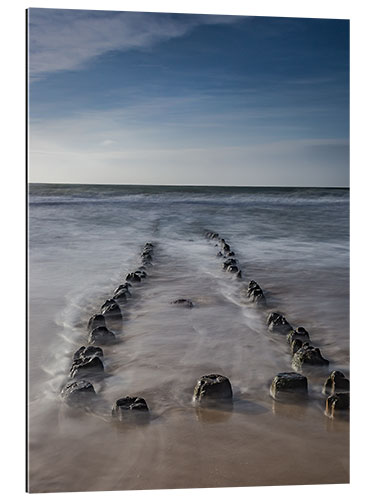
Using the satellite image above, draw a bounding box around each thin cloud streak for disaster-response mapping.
[28,9,239,78]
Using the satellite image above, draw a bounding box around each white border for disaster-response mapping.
[2,1,374,499]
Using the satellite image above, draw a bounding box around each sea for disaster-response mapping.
[27,183,349,492]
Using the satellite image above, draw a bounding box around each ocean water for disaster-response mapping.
[27,184,349,492]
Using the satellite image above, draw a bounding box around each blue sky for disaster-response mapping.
[28,9,349,186]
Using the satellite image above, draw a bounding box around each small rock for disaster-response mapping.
[222,258,237,270]
[135,269,147,278]
[172,299,193,308]
[247,281,266,304]
[323,371,350,396]
[87,314,106,332]
[101,299,122,319]
[70,355,104,379]
[223,243,231,253]
[325,392,349,419]
[73,345,103,360]
[290,338,303,355]
[193,374,233,403]
[61,380,96,403]
[216,251,223,257]
[292,344,329,372]
[88,326,116,345]
[227,265,239,273]
[126,272,142,282]
[267,312,292,334]
[270,372,308,401]
[112,396,149,421]
[114,283,132,296]
[113,289,128,301]
[236,270,242,279]
[287,327,310,345]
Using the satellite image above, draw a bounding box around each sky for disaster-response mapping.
[28,9,349,186]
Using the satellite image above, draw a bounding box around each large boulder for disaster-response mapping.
[61,380,96,403]
[172,299,194,308]
[322,371,350,396]
[73,345,103,361]
[88,326,116,345]
[87,314,106,332]
[325,392,349,419]
[112,396,149,421]
[270,372,308,401]
[193,374,233,403]
[287,327,310,345]
[70,355,104,379]
[267,312,292,334]
[292,344,329,372]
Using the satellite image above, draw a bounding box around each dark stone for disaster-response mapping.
[227,265,239,273]
[172,299,194,308]
[70,355,104,378]
[222,258,237,270]
[114,283,131,296]
[101,299,122,318]
[88,326,116,345]
[87,314,106,332]
[141,256,153,266]
[227,251,235,257]
[247,281,266,304]
[73,345,103,360]
[267,312,292,334]
[323,371,350,396]
[270,372,308,401]
[61,380,96,403]
[126,272,142,282]
[291,339,303,355]
[206,231,219,240]
[112,396,149,421]
[287,327,310,345]
[325,392,349,419]
[113,289,128,301]
[193,374,233,403]
[223,243,231,253]
[135,269,147,278]
[216,251,223,257]
[292,344,329,372]
[236,270,242,279]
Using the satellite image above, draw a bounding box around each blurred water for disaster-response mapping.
[28,183,349,492]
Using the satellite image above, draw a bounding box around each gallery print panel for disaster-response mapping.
[27,7,349,493]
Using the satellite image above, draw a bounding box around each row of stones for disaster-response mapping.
[205,230,350,419]
[267,312,349,419]
[61,242,155,420]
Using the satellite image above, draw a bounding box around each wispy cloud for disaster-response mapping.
[28,9,238,78]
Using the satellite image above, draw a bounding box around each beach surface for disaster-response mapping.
[28,184,349,492]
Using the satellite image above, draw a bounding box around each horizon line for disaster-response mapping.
[28,182,349,189]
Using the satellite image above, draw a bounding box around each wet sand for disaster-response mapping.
[28,239,349,492]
